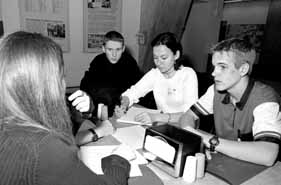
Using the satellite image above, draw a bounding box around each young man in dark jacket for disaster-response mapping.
[80,31,142,117]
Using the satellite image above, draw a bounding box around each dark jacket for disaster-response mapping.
[80,52,142,116]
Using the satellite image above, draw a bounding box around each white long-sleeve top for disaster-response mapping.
[122,67,198,113]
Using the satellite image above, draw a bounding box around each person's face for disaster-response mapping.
[102,40,125,64]
[211,51,245,92]
[153,45,179,74]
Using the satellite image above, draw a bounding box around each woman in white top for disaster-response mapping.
[115,32,198,125]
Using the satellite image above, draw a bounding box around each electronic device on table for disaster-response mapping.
[143,124,202,177]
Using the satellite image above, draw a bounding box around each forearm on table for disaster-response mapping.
[75,126,101,146]
[75,130,93,146]
[216,138,279,166]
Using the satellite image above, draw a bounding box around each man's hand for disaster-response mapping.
[68,90,91,113]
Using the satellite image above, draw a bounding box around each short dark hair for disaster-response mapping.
[211,38,256,74]
[151,32,182,70]
[103,30,124,46]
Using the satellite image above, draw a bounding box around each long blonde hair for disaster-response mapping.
[0,31,72,136]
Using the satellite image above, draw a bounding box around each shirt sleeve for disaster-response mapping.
[190,84,215,117]
[252,102,281,142]
[122,69,156,106]
[182,67,198,112]
[37,134,130,185]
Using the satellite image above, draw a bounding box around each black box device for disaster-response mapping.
[143,124,202,177]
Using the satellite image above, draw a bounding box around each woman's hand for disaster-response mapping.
[134,112,155,125]
[114,96,130,118]
[114,105,126,118]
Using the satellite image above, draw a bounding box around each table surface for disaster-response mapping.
[79,119,281,185]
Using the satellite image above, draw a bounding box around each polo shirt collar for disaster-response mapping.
[222,79,255,110]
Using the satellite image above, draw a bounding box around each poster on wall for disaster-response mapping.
[18,0,70,52]
[83,0,122,53]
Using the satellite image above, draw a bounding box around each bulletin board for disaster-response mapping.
[83,0,122,53]
[18,0,70,52]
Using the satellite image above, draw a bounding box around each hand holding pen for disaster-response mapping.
[114,96,130,118]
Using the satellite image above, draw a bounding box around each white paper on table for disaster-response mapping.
[79,145,147,177]
[117,106,161,124]
[112,125,146,150]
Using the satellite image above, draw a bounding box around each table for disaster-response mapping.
[78,119,281,185]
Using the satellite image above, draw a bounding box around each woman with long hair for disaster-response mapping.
[115,32,198,125]
[0,31,130,185]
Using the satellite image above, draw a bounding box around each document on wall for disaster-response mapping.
[79,144,147,177]
[117,107,161,125]
[83,0,122,53]
[18,0,70,52]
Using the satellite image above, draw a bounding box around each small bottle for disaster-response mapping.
[195,153,205,178]
[182,156,197,183]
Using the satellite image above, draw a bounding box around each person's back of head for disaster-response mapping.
[0,31,71,134]
[211,38,256,75]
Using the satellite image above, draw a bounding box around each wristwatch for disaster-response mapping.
[89,128,99,142]
[209,135,219,152]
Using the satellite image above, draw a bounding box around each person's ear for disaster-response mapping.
[122,45,125,52]
[239,63,249,76]
[174,50,180,60]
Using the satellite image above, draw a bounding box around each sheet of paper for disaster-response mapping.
[80,145,116,174]
[79,145,146,177]
[113,125,146,150]
[144,135,176,164]
[117,106,160,124]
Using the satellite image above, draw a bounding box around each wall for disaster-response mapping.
[223,0,269,24]
[1,0,141,87]
[181,0,270,73]
[181,1,223,73]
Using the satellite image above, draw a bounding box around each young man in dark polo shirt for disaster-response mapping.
[179,38,281,166]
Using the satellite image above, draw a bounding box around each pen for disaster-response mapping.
[238,129,241,142]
